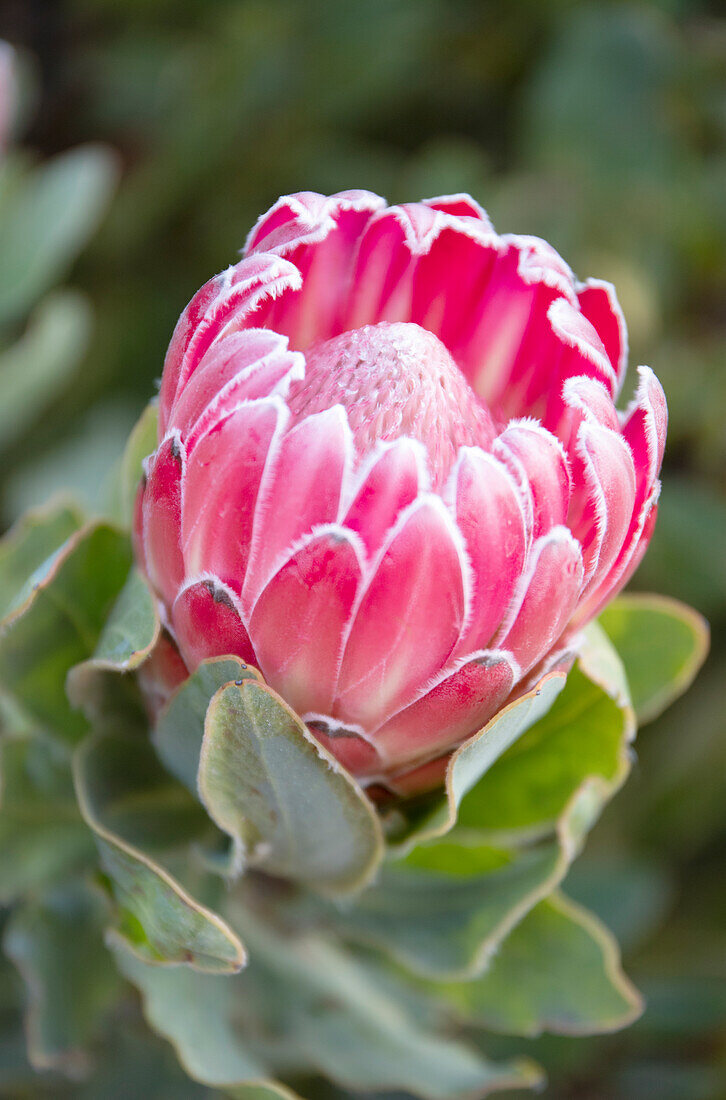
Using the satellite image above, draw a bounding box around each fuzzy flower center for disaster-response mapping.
[287,322,497,486]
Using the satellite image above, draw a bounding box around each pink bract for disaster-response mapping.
[135,190,666,795]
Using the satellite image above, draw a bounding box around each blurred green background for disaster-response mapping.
[0,0,724,1096]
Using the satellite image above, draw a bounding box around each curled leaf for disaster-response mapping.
[439,891,643,1037]
[73,732,245,973]
[198,679,385,895]
[113,948,303,1100]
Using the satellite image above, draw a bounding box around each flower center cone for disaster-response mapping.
[287,321,498,488]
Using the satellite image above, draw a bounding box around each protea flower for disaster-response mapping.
[135,191,666,796]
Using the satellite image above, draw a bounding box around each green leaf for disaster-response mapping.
[325,836,563,979]
[226,1089,302,1100]
[73,731,245,973]
[0,523,132,742]
[394,672,567,849]
[440,892,642,1036]
[198,680,384,895]
[113,948,302,1100]
[153,656,261,794]
[5,401,138,523]
[635,476,726,618]
[280,958,539,1098]
[0,736,95,903]
[456,659,633,834]
[325,773,610,982]
[339,634,635,979]
[78,567,159,673]
[0,291,91,451]
[0,945,40,1093]
[115,911,540,1100]
[578,620,632,708]
[565,854,673,953]
[65,1025,213,1099]
[599,593,709,724]
[66,568,160,729]
[0,497,83,622]
[3,883,122,1075]
[0,145,118,325]
[244,911,541,1099]
[115,400,158,527]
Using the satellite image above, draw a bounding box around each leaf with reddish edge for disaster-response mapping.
[234,907,541,1099]
[390,618,634,849]
[113,947,303,1100]
[324,833,562,980]
[599,593,709,725]
[198,679,384,895]
[325,626,639,998]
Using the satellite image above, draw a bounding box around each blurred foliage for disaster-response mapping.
[0,0,724,1096]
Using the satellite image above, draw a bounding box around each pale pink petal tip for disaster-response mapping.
[577,278,629,392]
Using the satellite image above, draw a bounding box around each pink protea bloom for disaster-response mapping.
[135,191,666,795]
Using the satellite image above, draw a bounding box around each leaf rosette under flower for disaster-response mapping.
[135,191,667,794]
